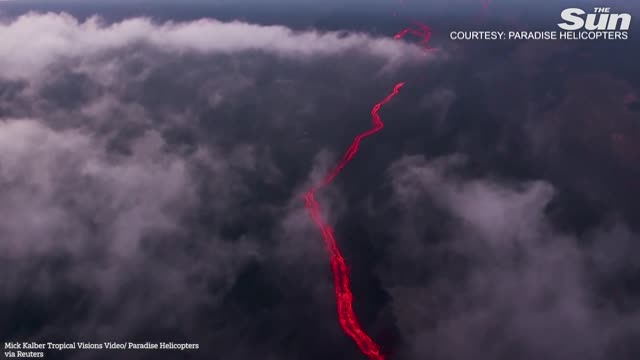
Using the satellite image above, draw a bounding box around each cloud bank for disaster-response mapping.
[383,155,640,360]
[0,12,431,79]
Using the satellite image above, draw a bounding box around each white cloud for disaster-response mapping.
[0,12,432,79]
[0,118,192,258]
[385,154,640,360]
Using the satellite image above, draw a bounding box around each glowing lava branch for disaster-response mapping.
[302,82,404,360]
[393,22,433,51]
[322,83,405,186]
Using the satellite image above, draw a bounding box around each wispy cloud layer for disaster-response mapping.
[0,12,431,79]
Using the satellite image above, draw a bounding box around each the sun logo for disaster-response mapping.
[558,7,631,31]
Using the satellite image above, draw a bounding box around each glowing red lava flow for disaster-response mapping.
[302,2,483,358]
[393,22,433,51]
[302,82,405,360]
[301,10,432,360]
